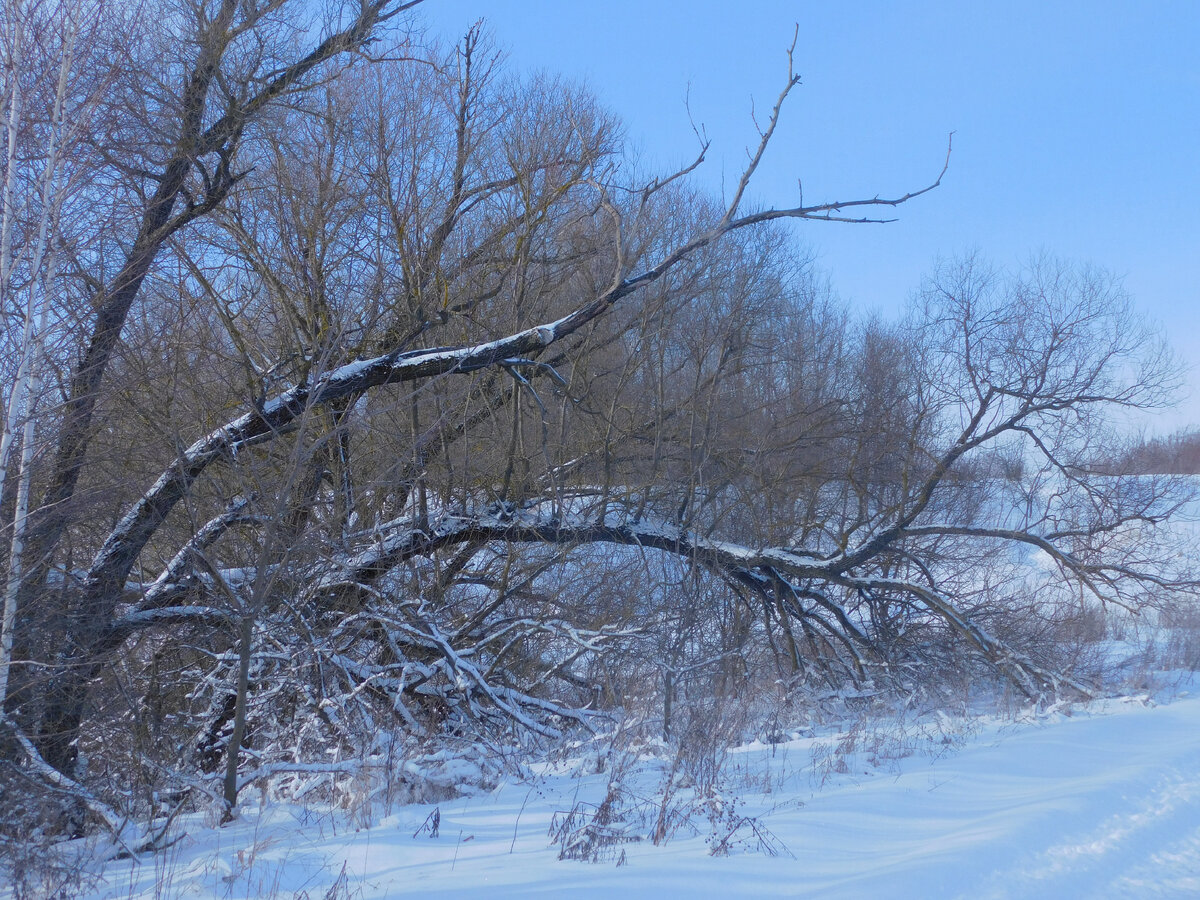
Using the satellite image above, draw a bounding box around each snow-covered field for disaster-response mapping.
[63,676,1200,900]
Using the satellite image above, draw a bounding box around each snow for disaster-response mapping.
[66,680,1200,899]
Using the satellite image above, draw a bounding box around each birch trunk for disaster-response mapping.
[0,0,27,494]
[0,0,77,705]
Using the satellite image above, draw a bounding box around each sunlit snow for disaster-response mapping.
[74,680,1200,899]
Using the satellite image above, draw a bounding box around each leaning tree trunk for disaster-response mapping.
[2,0,422,774]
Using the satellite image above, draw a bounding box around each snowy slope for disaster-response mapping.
[71,684,1200,900]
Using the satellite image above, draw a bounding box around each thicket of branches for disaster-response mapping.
[1,0,1196,848]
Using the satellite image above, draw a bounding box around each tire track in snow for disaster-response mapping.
[1110,824,1200,898]
[971,766,1200,898]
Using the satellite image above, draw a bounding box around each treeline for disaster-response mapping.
[1115,430,1200,475]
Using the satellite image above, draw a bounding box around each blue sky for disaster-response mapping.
[418,1,1200,432]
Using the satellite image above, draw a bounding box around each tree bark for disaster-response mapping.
[4,0,423,772]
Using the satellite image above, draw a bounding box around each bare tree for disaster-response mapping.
[0,0,114,711]
[2,12,1193,848]
[2,0,429,774]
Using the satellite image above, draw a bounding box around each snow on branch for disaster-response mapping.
[302,502,1091,698]
[76,61,946,659]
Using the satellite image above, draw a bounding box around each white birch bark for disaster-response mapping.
[0,0,27,492]
[0,0,77,703]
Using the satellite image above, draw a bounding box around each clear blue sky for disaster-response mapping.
[418,1,1200,432]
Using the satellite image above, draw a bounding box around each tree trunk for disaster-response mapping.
[222,614,253,822]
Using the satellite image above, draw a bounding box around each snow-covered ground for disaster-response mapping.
[66,677,1200,900]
